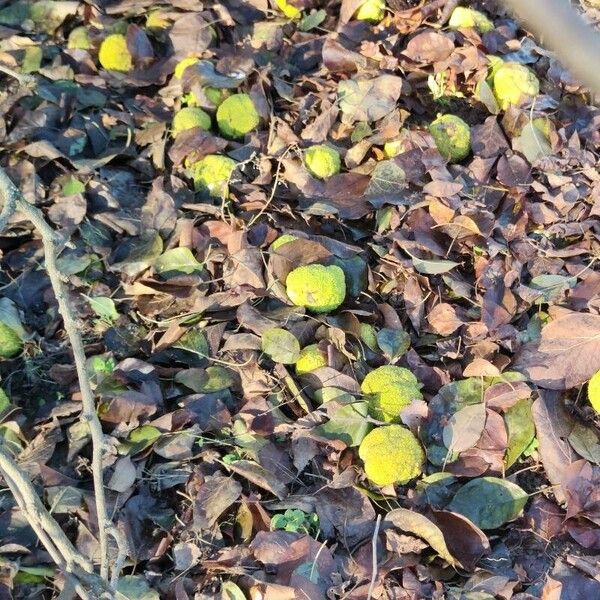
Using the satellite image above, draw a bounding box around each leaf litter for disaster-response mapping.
[0,0,599,598]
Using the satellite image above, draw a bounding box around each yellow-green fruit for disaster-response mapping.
[361,365,422,423]
[188,154,236,197]
[98,34,132,73]
[429,114,471,163]
[286,264,346,313]
[216,94,260,139]
[67,26,92,50]
[174,56,199,79]
[146,11,170,30]
[588,370,600,413]
[205,86,227,106]
[359,425,425,486]
[0,322,22,358]
[304,145,341,179]
[271,234,298,251]
[355,0,386,22]
[448,7,494,33]
[172,107,211,137]
[296,344,327,375]
[492,63,540,110]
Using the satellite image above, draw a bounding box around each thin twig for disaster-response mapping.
[0,63,36,87]
[108,525,129,588]
[0,168,120,581]
[367,514,382,600]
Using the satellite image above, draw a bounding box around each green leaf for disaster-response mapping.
[116,575,159,600]
[62,176,85,197]
[448,477,528,529]
[85,296,119,323]
[376,328,411,360]
[22,46,43,74]
[504,398,535,468]
[261,327,300,364]
[315,400,372,446]
[529,274,576,303]
[476,79,500,114]
[568,423,600,465]
[365,159,406,196]
[154,247,203,279]
[0,388,10,413]
[298,8,326,31]
[120,426,162,455]
[515,121,551,163]
[221,581,247,600]
[386,507,458,566]
[412,256,460,275]
[174,329,209,357]
[0,297,27,340]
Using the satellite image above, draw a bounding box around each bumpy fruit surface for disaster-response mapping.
[429,114,471,162]
[271,234,298,251]
[216,94,260,139]
[296,344,327,375]
[361,365,422,423]
[98,34,132,72]
[67,26,92,50]
[0,322,22,358]
[359,425,425,486]
[304,145,341,179]
[588,370,600,413]
[493,63,539,110]
[286,264,346,313]
[188,154,236,197]
[355,0,386,22]
[172,107,211,137]
[448,7,494,33]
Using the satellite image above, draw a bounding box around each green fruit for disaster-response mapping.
[492,62,539,110]
[286,264,346,313]
[448,7,494,33]
[429,114,471,162]
[270,234,298,251]
[304,144,341,179]
[216,93,260,139]
[188,154,237,197]
[355,0,386,22]
[98,34,132,73]
[0,322,22,358]
[361,365,422,423]
[67,26,92,50]
[359,425,425,486]
[295,344,327,375]
[172,107,212,137]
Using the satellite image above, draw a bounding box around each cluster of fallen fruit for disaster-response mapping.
[1,1,598,494]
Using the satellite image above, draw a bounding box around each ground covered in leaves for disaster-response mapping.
[1,0,600,598]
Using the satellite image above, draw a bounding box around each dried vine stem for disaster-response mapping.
[0,167,121,584]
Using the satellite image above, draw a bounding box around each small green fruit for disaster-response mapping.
[98,34,132,73]
[361,365,422,423]
[429,114,471,162]
[493,62,540,110]
[448,7,494,33]
[188,154,237,197]
[216,93,260,139]
[286,264,346,313]
[295,344,327,375]
[0,322,22,359]
[172,107,211,137]
[355,0,386,22]
[359,425,425,486]
[271,234,298,251]
[304,145,341,179]
[67,26,92,50]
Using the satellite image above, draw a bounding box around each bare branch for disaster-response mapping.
[502,0,600,95]
[0,167,126,581]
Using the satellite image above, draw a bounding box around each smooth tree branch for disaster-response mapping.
[0,167,119,583]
